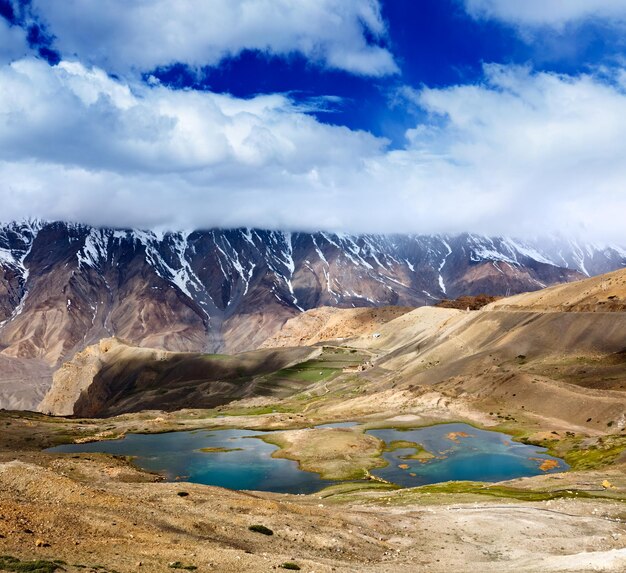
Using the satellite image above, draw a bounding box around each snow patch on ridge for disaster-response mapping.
[0,220,41,326]
[77,228,109,269]
[438,238,452,295]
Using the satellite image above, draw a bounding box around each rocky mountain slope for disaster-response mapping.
[2,220,623,363]
[39,268,626,426]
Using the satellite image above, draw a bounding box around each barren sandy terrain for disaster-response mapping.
[260,306,414,349]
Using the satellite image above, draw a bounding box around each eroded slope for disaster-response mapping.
[40,338,322,417]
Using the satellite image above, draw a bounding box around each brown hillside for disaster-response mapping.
[486,267,626,312]
[39,338,321,417]
[436,294,501,310]
[260,306,414,348]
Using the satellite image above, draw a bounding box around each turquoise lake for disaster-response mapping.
[46,423,567,493]
[368,423,568,487]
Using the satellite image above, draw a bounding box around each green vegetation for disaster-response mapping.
[319,480,620,505]
[556,438,626,471]
[359,481,626,506]
[197,446,243,453]
[280,563,301,570]
[384,440,435,461]
[256,349,365,389]
[249,524,274,536]
[219,404,295,417]
[493,420,626,472]
[264,361,340,384]
[411,482,598,501]
[318,481,399,499]
[0,556,64,573]
[384,440,419,451]
[200,353,232,361]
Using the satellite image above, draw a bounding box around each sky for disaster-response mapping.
[1,0,626,241]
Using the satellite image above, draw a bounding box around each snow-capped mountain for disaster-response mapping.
[0,220,624,365]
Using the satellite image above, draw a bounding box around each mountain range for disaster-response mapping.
[1,220,625,410]
[2,220,625,360]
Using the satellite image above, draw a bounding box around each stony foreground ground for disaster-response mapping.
[0,411,625,573]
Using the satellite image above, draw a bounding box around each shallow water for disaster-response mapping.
[46,423,567,493]
[47,429,333,494]
[368,423,568,486]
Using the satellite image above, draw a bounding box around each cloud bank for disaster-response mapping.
[463,0,626,28]
[1,57,625,241]
[26,0,398,77]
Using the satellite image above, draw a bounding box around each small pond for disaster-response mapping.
[47,429,332,494]
[46,423,567,494]
[368,423,567,487]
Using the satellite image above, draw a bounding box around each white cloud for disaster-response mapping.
[0,58,625,242]
[28,0,398,77]
[463,0,626,28]
[0,58,383,172]
[398,64,626,240]
[0,57,390,230]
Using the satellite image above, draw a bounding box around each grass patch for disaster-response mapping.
[197,446,243,453]
[200,354,232,361]
[219,404,295,417]
[412,482,598,501]
[266,365,339,384]
[318,481,605,504]
[491,421,626,472]
[256,352,363,386]
[506,430,626,472]
[384,440,435,461]
[364,481,626,506]
[553,438,626,471]
[318,481,399,498]
[0,556,64,573]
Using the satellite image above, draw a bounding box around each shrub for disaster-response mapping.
[280,563,301,570]
[0,556,62,573]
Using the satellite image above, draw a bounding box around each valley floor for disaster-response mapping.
[1,404,625,573]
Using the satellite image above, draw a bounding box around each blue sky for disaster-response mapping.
[1,0,626,240]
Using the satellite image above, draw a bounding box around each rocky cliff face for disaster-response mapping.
[0,220,624,371]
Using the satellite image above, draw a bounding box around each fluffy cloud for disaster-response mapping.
[399,64,626,239]
[26,0,397,77]
[463,0,626,28]
[0,57,389,230]
[1,58,625,241]
[0,58,384,172]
